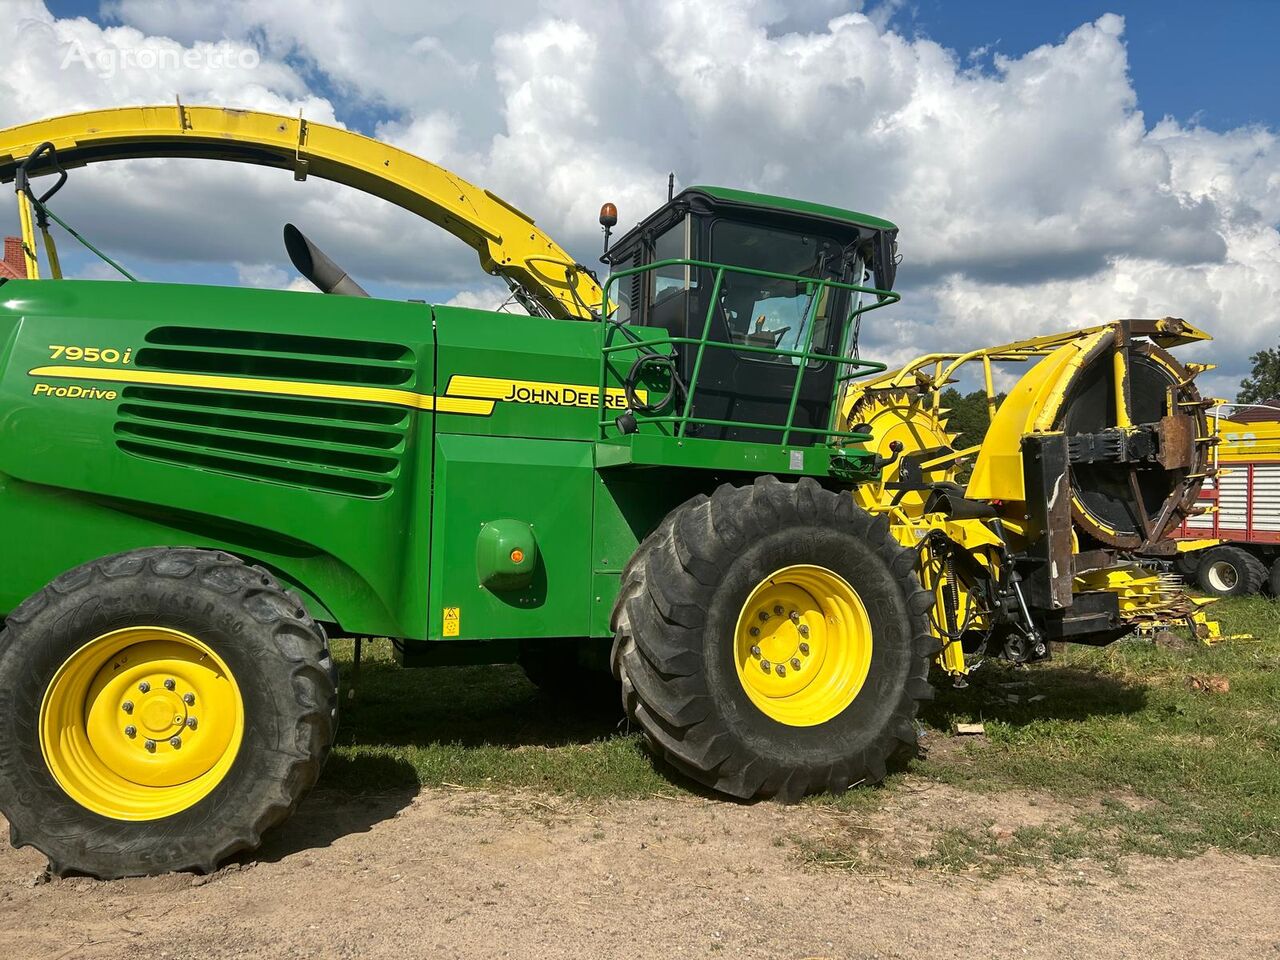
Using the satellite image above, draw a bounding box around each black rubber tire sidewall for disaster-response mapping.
[613,476,934,801]
[1173,552,1199,578]
[1195,546,1264,598]
[0,549,335,877]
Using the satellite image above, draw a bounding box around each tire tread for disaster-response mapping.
[611,481,934,802]
[0,548,338,879]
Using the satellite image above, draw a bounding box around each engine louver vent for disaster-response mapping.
[114,327,416,498]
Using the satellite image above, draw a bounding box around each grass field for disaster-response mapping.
[324,596,1279,869]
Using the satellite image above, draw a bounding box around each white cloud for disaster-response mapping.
[1,6,324,123]
[1,2,1276,398]
[234,261,314,292]
[442,285,529,314]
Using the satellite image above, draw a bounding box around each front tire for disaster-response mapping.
[612,476,936,802]
[0,548,337,878]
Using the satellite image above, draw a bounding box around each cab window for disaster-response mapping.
[650,216,692,305]
[710,220,843,365]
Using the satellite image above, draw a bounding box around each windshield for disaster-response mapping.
[710,220,845,364]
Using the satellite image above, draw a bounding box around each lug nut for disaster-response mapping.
[122,701,134,714]
[124,725,136,738]
[163,678,176,691]
[775,664,787,677]
[138,681,150,693]
[183,692,195,705]
[750,645,761,658]
[144,739,156,753]
[799,642,810,655]
[170,736,182,749]
[758,611,769,623]
[789,611,800,623]
[798,625,810,639]
[773,605,784,616]
[186,717,198,730]
[790,658,802,670]
[760,659,771,672]
[749,627,760,638]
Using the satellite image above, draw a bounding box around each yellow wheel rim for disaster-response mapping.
[733,564,873,727]
[39,626,244,821]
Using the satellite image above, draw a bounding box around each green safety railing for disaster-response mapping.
[596,258,897,445]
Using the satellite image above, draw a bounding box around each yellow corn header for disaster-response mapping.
[841,318,1227,678]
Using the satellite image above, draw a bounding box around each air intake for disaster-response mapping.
[114,327,416,498]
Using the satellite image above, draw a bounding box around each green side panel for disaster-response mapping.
[427,433,595,641]
[0,476,339,624]
[0,279,435,637]
[595,433,877,481]
[589,471,642,638]
[432,305,618,441]
[587,469,706,637]
[429,307,700,640]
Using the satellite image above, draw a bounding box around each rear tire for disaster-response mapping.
[1268,557,1280,597]
[0,548,337,878]
[518,640,619,709]
[1173,551,1199,578]
[612,476,936,802]
[1195,546,1266,598]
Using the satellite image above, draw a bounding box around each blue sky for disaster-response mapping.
[893,1,1280,132]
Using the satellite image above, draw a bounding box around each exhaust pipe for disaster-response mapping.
[283,223,369,297]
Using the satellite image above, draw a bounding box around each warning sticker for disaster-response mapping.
[443,606,460,637]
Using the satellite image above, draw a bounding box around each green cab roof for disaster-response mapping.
[686,185,897,233]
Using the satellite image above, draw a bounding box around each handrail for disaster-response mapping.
[596,258,896,446]
[849,321,1211,402]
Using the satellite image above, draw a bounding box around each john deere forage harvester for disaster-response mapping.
[0,106,1212,879]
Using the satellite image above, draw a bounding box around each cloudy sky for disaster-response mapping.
[2,0,1277,399]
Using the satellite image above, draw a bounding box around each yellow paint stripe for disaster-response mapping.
[28,365,494,416]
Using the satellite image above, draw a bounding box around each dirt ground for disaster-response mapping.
[1,781,1277,960]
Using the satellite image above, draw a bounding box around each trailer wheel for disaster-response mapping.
[0,548,337,878]
[1195,546,1267,598]
[611,476,936,802]
[1268,558,1280,597]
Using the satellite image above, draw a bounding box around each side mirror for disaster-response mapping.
[873,233,898,298]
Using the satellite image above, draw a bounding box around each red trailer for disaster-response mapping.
[1175,404,1280,596]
